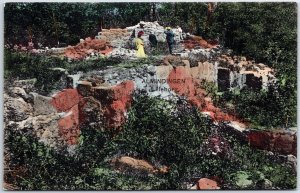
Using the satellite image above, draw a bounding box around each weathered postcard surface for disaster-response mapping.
[3,2,297,190]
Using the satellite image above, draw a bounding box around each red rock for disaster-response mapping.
[103,81,134,128]
[57,105,80,145]
[167,66,239,123]
[199,39,208,48]
[50,89,82,145]
[198,178,220,190]
[64,39,112,60]
[51,89,82,112]
[167,66,195,97]
[247,130,296,155]
[112,80,134,102]
[91,80,134,129]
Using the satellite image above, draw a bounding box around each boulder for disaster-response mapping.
[197,178,220,190]
[51,89,82,112]
[7,113,66,150]
[4,95,33,122]
[8,87,28,100]
[30,93,57,116]
[13,78,37,93]
[247,129,296,155]
[57,105,81,145]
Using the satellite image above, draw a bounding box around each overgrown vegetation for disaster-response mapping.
[5,96,296,190]
[202,85,297,129]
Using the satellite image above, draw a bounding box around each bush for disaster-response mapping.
[212,85,296,128]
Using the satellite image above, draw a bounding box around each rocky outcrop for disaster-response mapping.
[163,51,276,91]
[4,93,33,122]
[4,79,134,151]
[7,113,67,150]
[4,22,293,160]
[217,55,276,90]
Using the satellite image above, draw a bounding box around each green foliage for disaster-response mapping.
[5,127,166,190]
[106,96,212,164]
[214,86,296,128]
[212,3,297,64]
[158,2,207,35]
[233,171,253,188]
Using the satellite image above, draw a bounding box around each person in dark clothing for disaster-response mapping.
[164,27,175,54]
[148,32,157,48]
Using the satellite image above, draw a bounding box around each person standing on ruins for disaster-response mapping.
[164,27,175,55]
[149,32,158,50]
[136,31,147,58]
[177,26,183,40]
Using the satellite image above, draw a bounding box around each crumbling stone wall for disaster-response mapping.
[163,53,276,91]
[4,79,134,152]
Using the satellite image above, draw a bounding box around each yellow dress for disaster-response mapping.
[135,38,147,58]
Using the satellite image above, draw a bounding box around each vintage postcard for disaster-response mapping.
[2,1,297,190]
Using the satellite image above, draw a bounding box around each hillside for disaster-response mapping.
[3,2,297,190]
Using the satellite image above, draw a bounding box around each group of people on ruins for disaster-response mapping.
[133,25,183,58]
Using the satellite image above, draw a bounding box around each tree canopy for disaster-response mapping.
[5,2,296,63]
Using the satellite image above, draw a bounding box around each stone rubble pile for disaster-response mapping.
[4,44,280,155]
[96,28,131,48]
[4,21,297,190]
[9,22,219,60]
[64,37,113,60]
